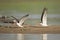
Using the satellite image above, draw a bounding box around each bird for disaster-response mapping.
[40,8,48,26]
[35,8,48,27]
[11,14,29,27]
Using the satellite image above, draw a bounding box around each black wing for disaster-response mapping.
[11,16,19,22]
[41,8,47,23]
[19,14,29,25]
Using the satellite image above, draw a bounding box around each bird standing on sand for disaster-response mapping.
[11,14,29,27]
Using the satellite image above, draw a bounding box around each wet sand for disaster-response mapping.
[0,25,60,34]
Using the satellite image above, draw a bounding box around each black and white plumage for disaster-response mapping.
[40,8,48,26]
[11,14,29,27]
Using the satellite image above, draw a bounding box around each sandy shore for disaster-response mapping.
[0,25,60,34]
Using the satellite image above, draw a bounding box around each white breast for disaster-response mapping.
[17,23,23,27]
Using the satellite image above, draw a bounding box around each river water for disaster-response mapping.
[0,13,60,40]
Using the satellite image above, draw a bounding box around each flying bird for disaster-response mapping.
[11,14,29,27]
[40,8,48,26]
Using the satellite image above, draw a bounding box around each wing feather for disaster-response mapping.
[19,14,29,25]
[11,16,19,22]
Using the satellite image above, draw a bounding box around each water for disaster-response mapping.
[0,34,17,40]
[0,12,60,40]
[0,34,60,40]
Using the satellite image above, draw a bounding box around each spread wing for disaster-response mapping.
[41,8,47,23]
[11,16,19,22]
[19,14,29,25]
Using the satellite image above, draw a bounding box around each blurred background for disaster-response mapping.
[0,0,60,25]
[0,0,60,40]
